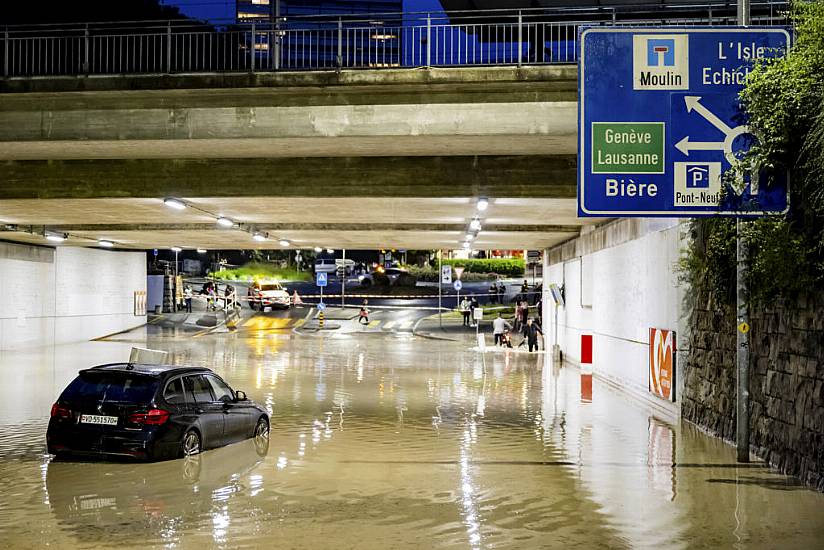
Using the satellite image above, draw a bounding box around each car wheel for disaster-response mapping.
[253,417,270,456]
[254,416,269,439]
[181,429,201,457]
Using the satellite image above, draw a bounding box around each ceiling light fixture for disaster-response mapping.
[216,217,234,228]
[197,248,207,254]
[469,218,482,231]
[465,233,474,241]
[252,232,268,242]
[163,198,187,210]
[98,240,114,248]
[314,246,323,253]
[326,248,334,254]
[279,239,291,247]
[171,246,183,252]
[45,232,67,243]
[462,242,471,249]
[476,197,489,211]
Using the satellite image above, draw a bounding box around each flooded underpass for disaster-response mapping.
[1,327,822,549]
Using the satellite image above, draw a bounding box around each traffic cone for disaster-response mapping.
[292,291,303,305]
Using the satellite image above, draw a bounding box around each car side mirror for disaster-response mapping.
[235,390,247,401]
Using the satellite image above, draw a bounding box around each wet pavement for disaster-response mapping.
[1,322,823,549]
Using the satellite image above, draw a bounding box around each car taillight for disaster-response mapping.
[128,408,170,426]
[50,403,72,419]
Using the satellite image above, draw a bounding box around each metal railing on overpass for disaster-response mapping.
[1,2,789,78]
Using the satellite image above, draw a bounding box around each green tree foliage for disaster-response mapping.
[683,1,824,305]
[441,258,525,277]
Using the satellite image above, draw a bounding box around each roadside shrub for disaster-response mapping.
[441,258,525,277]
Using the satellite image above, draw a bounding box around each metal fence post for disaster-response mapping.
[337,18,342,68]
[517,10,523,67]
[250,22,256,72]
[3,28,8,77]
[83,25,89,74]
[611,9,617,24]
[426,13,431,67]
[166,22,171,73]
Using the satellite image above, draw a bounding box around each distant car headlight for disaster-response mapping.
[358,275,365,281]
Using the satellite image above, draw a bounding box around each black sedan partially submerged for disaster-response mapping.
[47,363,269,461]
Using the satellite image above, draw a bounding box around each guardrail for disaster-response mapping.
[1,3,789,77]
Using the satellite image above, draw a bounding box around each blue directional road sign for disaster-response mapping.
[317,302,327,311]
[453,280,462,292]
[316,272,328,287]
[579,27,790,217]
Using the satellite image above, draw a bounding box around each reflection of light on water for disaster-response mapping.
[459,420,482,550]
[211,505,230,543]
[250,474,264,497]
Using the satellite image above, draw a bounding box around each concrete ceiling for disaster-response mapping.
[0,196,596,250]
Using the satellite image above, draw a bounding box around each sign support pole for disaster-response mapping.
[736,218,749,462]
[735,0,750,464]
[341,249,346,309]
[438,250,442,328]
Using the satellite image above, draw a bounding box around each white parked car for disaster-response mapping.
[315,258,355,275]
[247,281,291,310]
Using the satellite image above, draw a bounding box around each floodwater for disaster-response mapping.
[0,326,822,549]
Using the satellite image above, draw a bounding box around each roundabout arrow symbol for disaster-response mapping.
[675,136,726,156]
[684,96,733,135]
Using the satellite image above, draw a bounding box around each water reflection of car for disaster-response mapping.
[247,280,291,310]
[47,364,269,461]
[359,267,407,286]
[45,437,268,545]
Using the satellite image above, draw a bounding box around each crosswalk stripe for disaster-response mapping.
[293,319,305,328]
[399,320,414,330]
[383,321,396,330]
[367,320,381,328]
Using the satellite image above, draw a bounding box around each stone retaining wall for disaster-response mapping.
[682,288,824,491]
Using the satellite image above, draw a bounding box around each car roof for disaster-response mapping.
[82,363,213,378]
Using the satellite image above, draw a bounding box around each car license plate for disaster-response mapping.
[80,414,118,426]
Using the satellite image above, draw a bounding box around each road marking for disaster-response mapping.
[383,321,396,330]
[367,320,381,328]
[293,319,305,328]
[399,320,414,330]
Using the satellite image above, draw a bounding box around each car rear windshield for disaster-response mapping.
[259,283,282,291]
[61,372,160,403]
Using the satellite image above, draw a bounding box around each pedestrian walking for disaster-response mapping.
[519,300,529,330]
[184,285,193,313]
[525,318,543,352]
[359,300,370,325]
[460,297,472,327]
[488,281,498,304]
[521,279,530,302]
[470,297,479,327]
[497,281,505,304]
[492,313,511,346]
[207,286,216,311]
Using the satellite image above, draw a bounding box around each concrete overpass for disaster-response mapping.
[0,65,588,250]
